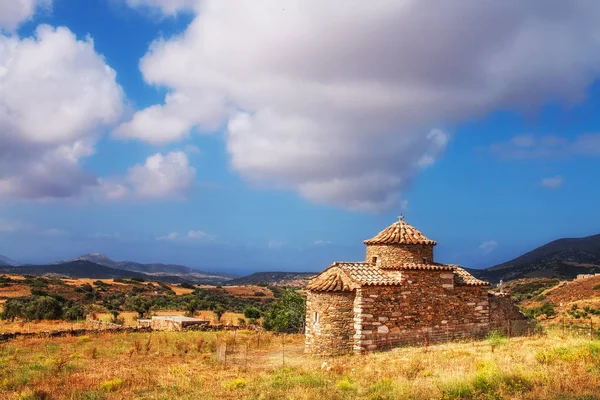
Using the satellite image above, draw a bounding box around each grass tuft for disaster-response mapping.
[99,377,123,392]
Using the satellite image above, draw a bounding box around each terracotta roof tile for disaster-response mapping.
[453,266,490,286]
[307,262,490,291]
[379,263,454,271]
[364,216,437,246]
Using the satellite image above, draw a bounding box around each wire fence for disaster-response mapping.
[213,330,295,369]
[553,316,600,339]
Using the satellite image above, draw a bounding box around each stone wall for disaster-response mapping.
[366,244,434,266]
[305,291,356,355]
[489,293,532,336]
[353,270,490,353]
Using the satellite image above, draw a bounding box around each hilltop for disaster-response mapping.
[0,255,234,285]
[471,233,600,282]
[0,255,19,267]
[66,253,236,283]
[225,271,315,287]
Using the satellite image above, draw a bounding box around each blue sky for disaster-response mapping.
[1,0,599,274]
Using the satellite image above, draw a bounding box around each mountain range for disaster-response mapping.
[468,233,600,282]
[0,255,20,267]
[0,253,236,284]
[1,233,599,285]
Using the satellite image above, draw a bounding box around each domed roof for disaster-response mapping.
[364,215,437,246]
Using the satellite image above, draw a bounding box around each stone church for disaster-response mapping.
[305,216,526,355]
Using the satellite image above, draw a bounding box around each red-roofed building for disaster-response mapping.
[305,216,527,355]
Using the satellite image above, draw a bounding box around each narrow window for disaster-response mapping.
[423,258,427,264]
[313,312,319,324]
[371,256,378,264]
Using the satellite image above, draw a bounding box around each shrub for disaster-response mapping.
[211,305,226,322]
[593,284,600,290]
[243,306,261,319]
[179,283,195,289]
[262,289,305,333]
[336,377,357,392]
[124,295,152,319]
[62,304,86,321]
[224,378,246,389]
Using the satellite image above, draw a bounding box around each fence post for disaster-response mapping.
[282,334,285,367]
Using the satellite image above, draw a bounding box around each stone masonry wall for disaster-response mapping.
[489,293,532,336]
[305,291,356,355]
[353,270,489,353]
[366,244,434,267]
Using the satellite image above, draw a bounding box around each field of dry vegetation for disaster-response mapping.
[1,328,599,400]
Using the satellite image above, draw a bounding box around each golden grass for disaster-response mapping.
[1,330,599,399]
[61,278,129,287]
[167,285,195,296]
[0,284,30,299]
[0,319,88,333]
[91,310,245,326]
[0,311,248,334]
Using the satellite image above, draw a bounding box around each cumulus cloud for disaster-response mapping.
[0,25,124,199]
[0,0,51,31]
[490,133,600,160]
[479,240,498,255]
[541,175,565,189]
[118,1,600,211]
[99,151,196,200]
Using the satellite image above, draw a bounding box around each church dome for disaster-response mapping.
[364,215,437,246]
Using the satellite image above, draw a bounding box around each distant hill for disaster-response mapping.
[1,260,153,280]
[64,253,235,284]
[471,234,600,282]
[226,271,316,287]
[0,255,19,267]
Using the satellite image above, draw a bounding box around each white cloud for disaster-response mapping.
[0,25,124,199]
[121,0,198,15]
[99,151,196,200]
[479,240,498,255]
[120,1,600,211]
[490,133,600,160]
[541,175,565,189]
[188,230,214,240]
[156,232,178,241]
[0,0,51,31]
[313,240,331,246]
[156,230,215,242]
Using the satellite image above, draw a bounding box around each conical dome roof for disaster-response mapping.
[364,215,437,246]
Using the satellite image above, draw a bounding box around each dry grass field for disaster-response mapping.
[1,329,599,399]
[0,310,247,333]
